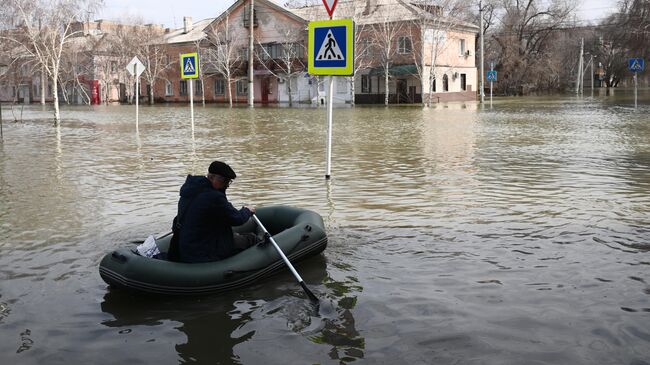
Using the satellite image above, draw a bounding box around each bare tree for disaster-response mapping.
[408,0,465,106]
[57,36,94,104]
[203,14,243,107]
[254,26,306,106]
[369,12,405,105]
[1,0,103,124]
[488,0,575,95]
[135,25,173,105]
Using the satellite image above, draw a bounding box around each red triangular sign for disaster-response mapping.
[322,0,338,17]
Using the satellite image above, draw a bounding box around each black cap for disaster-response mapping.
[208,161,236,179]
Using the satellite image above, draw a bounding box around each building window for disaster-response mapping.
[179,80,188,96]
[239,47,248,60]
[431,77,436,92]
[361,39,373,57]
[195,80,202,95]
[460,74,466,91]
[459,39,466,56]
[236,79,248,95]
[398,36,412,54]
[165,80,173,96]
[111,61,117,73]
[33,84,39,97]
[361,75,371,93]
[214,78,225,95]
[242,5,258,27]
[442,74,449,92]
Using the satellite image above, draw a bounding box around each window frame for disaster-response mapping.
[361,74,371,93]
[165,80,173,96]
[179,80,188,96]
[236,79,248,96]
[398,36,412,54]
[214,78,225,95]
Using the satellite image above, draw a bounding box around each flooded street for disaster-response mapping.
[1,94,649,364]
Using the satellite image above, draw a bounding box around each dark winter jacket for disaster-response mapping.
[173,175,253,263]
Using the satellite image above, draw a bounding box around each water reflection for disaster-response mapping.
[100,256,365,363]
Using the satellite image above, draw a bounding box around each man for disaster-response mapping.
[168,161,257,263]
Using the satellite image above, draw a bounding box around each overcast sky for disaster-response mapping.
[97,0,620,29]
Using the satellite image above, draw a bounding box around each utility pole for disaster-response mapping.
[576,38,583,95]
[248,0,255,107]
[590,54,594,96]
[479,0,485,104]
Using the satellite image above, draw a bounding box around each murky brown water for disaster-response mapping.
[1,93,649,364]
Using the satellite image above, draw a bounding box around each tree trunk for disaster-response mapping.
[288,77,293,107]
[350,76,355,106]
[40,69,46,105]
[227,75,233,107]
[201,77,206,106]
[149,81,155,105]
[52,75,60,125]
[384,68,389,106]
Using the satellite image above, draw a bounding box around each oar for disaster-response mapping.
[252,214,319,303]
[129,231,173,244]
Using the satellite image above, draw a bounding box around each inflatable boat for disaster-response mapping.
[99,206,327,295]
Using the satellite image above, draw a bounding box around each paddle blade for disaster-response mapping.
[300,281,319,303]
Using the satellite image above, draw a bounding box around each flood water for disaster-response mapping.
[1,92,649,364]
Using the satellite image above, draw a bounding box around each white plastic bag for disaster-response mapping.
[136,235,160,258]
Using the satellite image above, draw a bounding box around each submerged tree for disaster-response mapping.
[203,13,243,107]
[0,0,103,124]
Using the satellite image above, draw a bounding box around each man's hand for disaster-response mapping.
[245,205,256,214]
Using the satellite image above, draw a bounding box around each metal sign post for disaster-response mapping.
[628,58,644,109]
[308,18,354,179]
[486,66,497,109]
[180,52,200,130]
[126,57,146,132]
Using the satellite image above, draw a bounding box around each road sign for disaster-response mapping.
[628,58,644,73]
[308,19,354,76]
[126,56,145,77]
[322,0,338,17]
[486,70,497,82]
[180,52,199,79]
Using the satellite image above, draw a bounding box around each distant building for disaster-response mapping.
[1,0,479,105]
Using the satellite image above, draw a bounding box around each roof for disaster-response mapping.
[290,0,478,32]
[164,17,215,44]
[206,0,307,31]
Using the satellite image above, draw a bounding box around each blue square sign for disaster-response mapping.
[313,25,347,68]
[628,58,644,73]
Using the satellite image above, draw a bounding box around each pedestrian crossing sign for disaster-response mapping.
[180,52,199,79]
[628,58,644,73]
[308,19,354,76]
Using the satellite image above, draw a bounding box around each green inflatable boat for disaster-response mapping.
[99,206,327,295]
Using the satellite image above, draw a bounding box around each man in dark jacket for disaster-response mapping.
[170,161,256,263]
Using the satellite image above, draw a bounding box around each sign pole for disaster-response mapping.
[189,79,195,130]
[135,64,139,133]
[634,72,638,109]
[307,13,353,179]
[490,80,493,108]
[326,76,334,179]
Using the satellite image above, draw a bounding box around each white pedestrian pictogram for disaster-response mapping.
[184,58,195,74]
[630,59,642,71]
[316,30,344,61]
